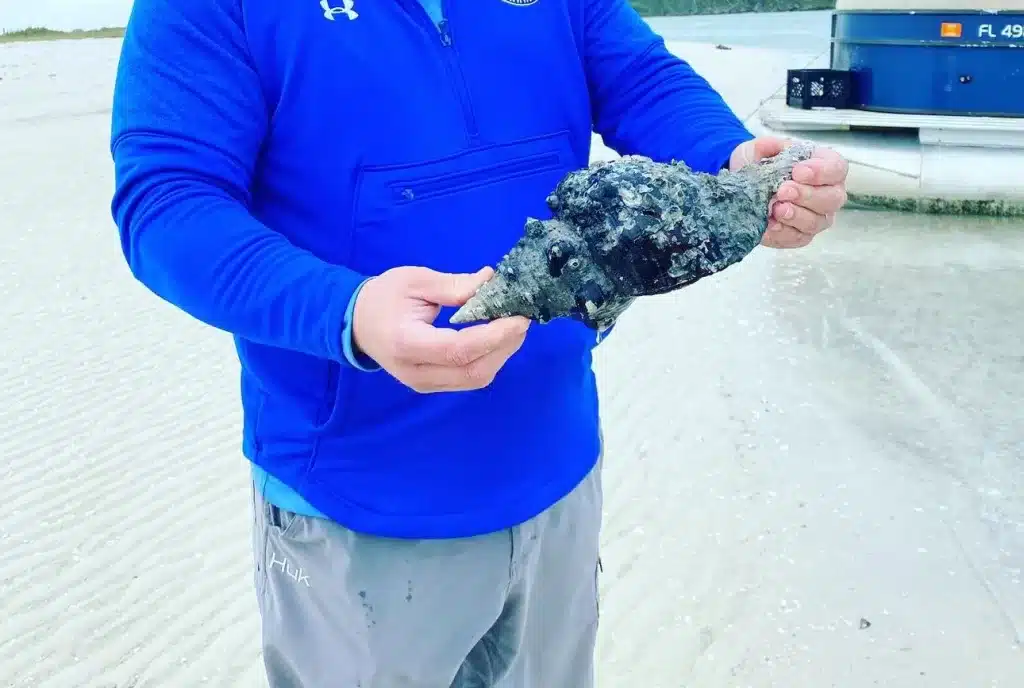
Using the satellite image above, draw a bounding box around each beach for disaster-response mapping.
[1,23,1022,688]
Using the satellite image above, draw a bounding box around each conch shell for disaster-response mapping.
[450,141,816,331]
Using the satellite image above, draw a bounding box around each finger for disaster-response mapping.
[775,180,848,217]
[791,148,849,187]
[752,135,792,161]
[404,334,525,393]
[395,316,529,367]
[761,222,814,249]
[771,201,827,236]
[411,266,495,307]
[731,136,792,170]
[729,139,757,170]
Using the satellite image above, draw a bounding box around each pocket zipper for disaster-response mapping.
[391,152,562,204]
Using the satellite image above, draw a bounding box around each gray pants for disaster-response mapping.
[251,463,603,687]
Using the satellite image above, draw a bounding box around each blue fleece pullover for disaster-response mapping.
[110,0,753,538]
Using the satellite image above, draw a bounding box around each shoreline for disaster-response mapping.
[0,27,124,45]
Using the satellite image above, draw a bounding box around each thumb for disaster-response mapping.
[752,136,794,162]
[411,266,494,307]
[730,137,789,170]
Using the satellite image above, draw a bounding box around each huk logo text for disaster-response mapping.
[269,552,311,587]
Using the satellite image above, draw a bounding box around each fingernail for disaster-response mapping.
[778,184,797,202]
[793,165,813,183]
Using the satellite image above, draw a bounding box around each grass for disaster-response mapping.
[0,26,125,44]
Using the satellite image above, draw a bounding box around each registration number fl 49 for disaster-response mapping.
[978,23,1024,40]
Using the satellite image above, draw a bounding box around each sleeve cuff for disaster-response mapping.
[341,277,382,372]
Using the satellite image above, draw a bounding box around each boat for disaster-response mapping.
[753,0,1024,216]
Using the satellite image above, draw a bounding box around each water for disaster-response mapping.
[648,9,833,52]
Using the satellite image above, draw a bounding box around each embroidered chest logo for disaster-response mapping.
[321,0,359,21]
[501,0,539,6]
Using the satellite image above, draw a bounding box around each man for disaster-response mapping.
[109,0,848,685]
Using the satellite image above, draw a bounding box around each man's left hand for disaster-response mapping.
[729,137,849,249]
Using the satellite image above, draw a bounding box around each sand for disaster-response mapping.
[1,35,1021,688]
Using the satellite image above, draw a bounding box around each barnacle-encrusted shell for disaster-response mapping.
[450,141,816,331]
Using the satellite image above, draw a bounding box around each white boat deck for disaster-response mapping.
[755,95,1024,206]
[760,96,1024,136]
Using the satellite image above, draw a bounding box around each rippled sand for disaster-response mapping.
[1,37,1021,688]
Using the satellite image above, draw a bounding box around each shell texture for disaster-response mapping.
[450,141,817,331]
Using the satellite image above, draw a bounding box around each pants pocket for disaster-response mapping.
[253,488,312,604]
[265,501,303,539]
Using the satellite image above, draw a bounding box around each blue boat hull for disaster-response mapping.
[831,10,1024,117]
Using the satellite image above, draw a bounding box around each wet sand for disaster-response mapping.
[1,37,1021,688]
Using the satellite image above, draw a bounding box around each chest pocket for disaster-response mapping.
[347,130,575,279]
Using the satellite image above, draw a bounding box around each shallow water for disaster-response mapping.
[649,9,833,52]
[1,20,1021,688]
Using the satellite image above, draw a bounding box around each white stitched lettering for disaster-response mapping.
[268,552,311,587]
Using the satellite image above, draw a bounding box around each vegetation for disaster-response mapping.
[0,26,124,44]
[632,0,835,14]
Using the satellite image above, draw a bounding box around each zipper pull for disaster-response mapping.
[438,19,453,47]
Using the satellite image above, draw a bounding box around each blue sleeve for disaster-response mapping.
[582,0,755,173]
[109,0,367,364]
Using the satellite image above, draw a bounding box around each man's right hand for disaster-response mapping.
[352,266,531,393]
